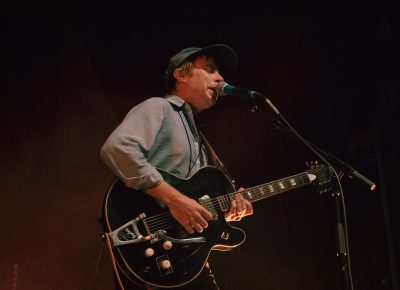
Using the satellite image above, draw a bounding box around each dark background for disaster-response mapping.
[2,1,399,289]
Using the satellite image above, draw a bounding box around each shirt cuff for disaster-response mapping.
[124,169,164,191]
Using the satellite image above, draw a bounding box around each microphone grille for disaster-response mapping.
[216,82,228,96]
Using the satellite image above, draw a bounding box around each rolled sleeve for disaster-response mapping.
[125,170,163,190]
[100,98,167,190]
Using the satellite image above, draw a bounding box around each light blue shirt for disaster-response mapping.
[100,95,208,190]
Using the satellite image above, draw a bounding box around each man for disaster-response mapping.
[100,44,253,289]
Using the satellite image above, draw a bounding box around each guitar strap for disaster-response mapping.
[199,131,236,188]
[168,98,236,188]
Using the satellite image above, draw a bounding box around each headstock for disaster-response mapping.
[306,160,333,194]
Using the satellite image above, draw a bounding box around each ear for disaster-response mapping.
[173,68,186,83]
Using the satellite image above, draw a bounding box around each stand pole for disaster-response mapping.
[333,189,352,290]
[246,92,357,290]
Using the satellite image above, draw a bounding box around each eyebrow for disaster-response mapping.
[202,60,219,71]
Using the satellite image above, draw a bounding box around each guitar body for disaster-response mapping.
[102,166,246,288]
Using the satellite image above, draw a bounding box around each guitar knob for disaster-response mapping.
[160,259,171,270]
[144,248,154,257]
[163,241,172,250]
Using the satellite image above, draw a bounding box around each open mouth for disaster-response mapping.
[209,88,219,101]
[209,87,217,97]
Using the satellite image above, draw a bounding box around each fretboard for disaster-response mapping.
[215,171,312,212]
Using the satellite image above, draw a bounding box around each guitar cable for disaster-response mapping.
[91,233,126,290]
[104,233,126,290]
[92,238,106,290]
[103,233,154,290]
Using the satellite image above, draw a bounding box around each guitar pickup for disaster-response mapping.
[198,195,218,220]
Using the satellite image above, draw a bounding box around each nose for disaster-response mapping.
[214,71,224,82]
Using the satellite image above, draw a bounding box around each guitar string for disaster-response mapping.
[144,212,171,221]
[143,169,318,229]
[143,169,319,231]
[117,169,322,239]
[147,219,175,230]
[145,169,315,225]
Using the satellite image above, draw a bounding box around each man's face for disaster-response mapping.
[180,56,224,111]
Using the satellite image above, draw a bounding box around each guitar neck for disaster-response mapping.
[215,171,312,212]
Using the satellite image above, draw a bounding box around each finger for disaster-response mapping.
[195,214,209,228]
[190,221,203,233]
[196,204,213,220]
[185,222,195,234]
[202,208,213,221]
[190,218,201,232]
[244,200,253,215]
[230,199,237,214]
[235,194,244,214]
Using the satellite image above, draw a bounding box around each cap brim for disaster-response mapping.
[192,44,238,74]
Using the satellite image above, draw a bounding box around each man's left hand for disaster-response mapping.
[225,188,253,222]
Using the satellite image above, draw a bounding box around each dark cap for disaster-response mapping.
[165,44,238,82]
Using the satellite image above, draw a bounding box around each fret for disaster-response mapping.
[250,189,257,200]
[245,190,253,200]
[257,188,263,198]
[268,184,275,193]
[300,173,309,185]
[216,171,315,210]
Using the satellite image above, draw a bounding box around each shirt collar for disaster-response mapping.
[165,94,200,116]
[165,95,186,108]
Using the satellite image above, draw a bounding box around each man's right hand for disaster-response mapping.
[146,181,213,234]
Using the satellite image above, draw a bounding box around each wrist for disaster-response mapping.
[146,181,182,206]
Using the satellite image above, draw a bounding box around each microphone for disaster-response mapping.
[216,82,265,100]
[216,81,280,114]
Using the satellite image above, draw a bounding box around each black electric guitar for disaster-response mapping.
[101,161,331,288]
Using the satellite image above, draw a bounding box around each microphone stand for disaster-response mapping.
[245,91,376,290]
[246,92,376,189]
